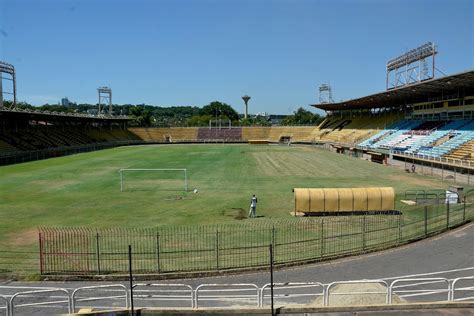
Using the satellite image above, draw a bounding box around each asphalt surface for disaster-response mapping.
[2,222,474,315]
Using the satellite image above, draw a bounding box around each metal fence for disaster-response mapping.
[1,274,474,315]
[392,150,474,169]
[0,250,38,276]
[38,190,474,276]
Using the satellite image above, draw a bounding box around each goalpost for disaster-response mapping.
[119,168,188,192]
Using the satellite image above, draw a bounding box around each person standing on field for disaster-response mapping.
[249,194,258,218]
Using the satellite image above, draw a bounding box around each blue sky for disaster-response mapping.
[0,0,472,114]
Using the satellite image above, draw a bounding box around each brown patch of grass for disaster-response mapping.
[221,208,247,220]
[6,228,38,247]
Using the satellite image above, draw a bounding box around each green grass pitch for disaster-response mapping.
[0,144,453,253]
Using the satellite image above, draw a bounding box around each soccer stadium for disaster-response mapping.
[1,1,474,315]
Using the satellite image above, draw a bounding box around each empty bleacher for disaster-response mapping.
[313,114,401,144]
[266,127,315,142]
[241,127,270,141]
[129,126,319,143]
[0,130,96,151]
[241,127,317,142]
[358,118,474,161]
[86,129,139,142]
[0,139,18,154]
[197,127,242,141]
[0,128,139,154]
[128,127,198,142]
[444,139,474,161]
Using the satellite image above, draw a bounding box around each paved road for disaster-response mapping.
[2,222,474,315]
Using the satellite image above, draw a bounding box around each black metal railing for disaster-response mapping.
[36,193,474,276]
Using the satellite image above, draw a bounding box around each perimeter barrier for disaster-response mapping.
[38,189,474,275]
[1,275,474,314]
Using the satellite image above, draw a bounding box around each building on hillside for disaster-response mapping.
[61,97,70,107]
[269,114,288,125]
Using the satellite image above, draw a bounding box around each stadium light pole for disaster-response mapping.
[242,95,251,119]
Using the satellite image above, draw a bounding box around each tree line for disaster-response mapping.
[2,100,324,127]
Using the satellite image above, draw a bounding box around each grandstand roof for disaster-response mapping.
[0,108,132,123]
[312,69,474,111]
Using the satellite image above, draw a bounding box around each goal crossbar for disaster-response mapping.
[119,168,187,192]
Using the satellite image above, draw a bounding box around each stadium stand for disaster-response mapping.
[197,127,242,141]
[0,108,136,159]
[358,119,474,158]
[444,139,474,162]
[312,114,402,144]
[128,127,198,142]
[0,139,17,153]
[310,69,474,168]
[241,126,270,141]
[0,129,134,151]
[130,122,406,145]
[129,126,321,143]
[266,126,316,142]
[86,129,139,142]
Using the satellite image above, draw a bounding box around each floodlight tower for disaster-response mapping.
[242,95,251,119]
[319,84,334,104]
[98,87,112,115]
[0,61,16,109]
[386,42,437,90]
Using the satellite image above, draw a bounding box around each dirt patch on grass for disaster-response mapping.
[222,208,247,220]
[386,174,445,189]
[6,228,38,247]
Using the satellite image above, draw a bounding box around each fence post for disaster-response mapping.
[271,226,276,263]
[362,215,367,251]
[96,232,101,274]
[463,198,466,222]
[446,201,450,230]
[129,245,134,315]
[424,206,428,236]
[215,230,219,271]
[320,219,325,257]
[38,232,44,275]
[398,214,402,243]
[269,244,274,316]
[156,232,161,273]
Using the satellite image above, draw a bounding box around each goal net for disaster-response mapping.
[119,168,188,192]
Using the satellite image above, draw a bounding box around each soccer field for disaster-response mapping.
[0,144,452,252]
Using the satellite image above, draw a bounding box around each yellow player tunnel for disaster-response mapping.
[293,187,395,214]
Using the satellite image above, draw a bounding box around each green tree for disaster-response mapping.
[187,115,213,127]
[200,101,239,122]
[239,116,271,126]
[129,106,153,126]
[281,107,324,125]
[2,100,33,110]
